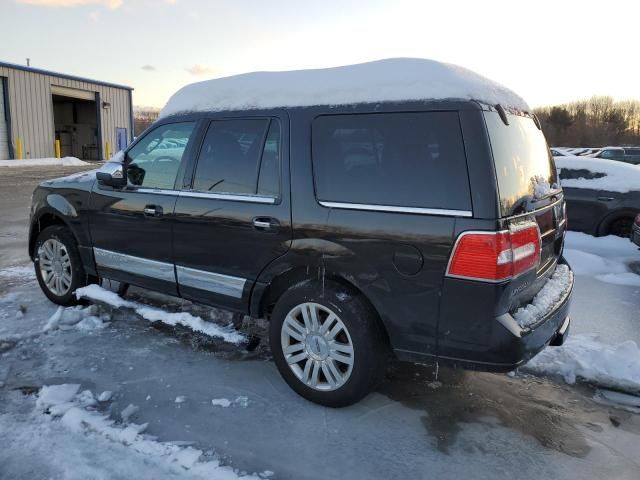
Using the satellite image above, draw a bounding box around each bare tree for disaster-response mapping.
[535,96,640,147]
[133,106,160,136]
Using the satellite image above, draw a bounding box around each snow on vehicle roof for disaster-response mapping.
[160,58,529,118]
[554,155,640,193]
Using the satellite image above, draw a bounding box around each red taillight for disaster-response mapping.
[447,223,541,282]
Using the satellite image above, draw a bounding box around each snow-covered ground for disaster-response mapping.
[1,229,639,478]
[0,157,89,167]
[521,232,640,393]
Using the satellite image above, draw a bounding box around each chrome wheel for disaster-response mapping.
[280,302,354,391]
[38,238,72,296]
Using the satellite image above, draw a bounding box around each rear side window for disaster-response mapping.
[312,112,471,210]
[192,118,280,197]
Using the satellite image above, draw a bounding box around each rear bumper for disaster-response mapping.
[631,223,640,247]
[402,259,575,372]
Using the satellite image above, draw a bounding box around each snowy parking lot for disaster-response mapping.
[1,165,640,479]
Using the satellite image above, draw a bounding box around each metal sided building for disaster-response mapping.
[0,61,133,161]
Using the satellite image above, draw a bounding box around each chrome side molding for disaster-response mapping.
[319,201,473,217]
[176,265,246,299]
[92,248,247,298]
[93,248,175,283]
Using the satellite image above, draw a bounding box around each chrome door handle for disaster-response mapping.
[253,219,272,229]
[597,196,615,202]
[253,217,279,230]
[144,205,163,216]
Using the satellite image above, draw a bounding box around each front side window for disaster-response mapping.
[312,112,471,210]
[126,122,195,189]
[192,118,280,197]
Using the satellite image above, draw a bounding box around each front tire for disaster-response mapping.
[269,280,387,407]
[33,225,88,306]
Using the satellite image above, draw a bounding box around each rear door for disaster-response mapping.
[172,114,291,311]
[311,110,472,357]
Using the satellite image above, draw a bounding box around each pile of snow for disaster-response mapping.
[43,305,110,333]
[211,396,249,408]
[0,157,88,167]
[75,284,246,344]
[514,264,573,329]
[564,232,640,287]
[593,389,640,413]
[161,58,528,117]
[524,334,640,394]
[554,155,640,193]
[30,384,264,479]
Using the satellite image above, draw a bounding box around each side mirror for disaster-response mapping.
[96,162,127,188]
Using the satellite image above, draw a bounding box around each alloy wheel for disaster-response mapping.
[280,302,354,391]
[38,238,73,296]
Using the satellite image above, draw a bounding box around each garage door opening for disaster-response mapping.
[0,77,9,160]
[52,88,100,160]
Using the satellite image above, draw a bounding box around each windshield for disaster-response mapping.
[484,111,559,216]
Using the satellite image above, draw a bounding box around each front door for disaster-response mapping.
[89,121,198,295]
[172,115,291,311]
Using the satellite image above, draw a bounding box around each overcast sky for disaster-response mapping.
[0,0,638,108]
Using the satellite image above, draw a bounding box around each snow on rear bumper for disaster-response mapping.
[491,260,575,371]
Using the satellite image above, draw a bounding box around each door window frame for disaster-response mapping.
[181,115,284,205]
[114,120,201,193]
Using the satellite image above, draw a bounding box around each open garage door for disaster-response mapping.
[52,86,99,160]
[0,78,9,160]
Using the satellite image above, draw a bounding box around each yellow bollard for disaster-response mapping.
[55,139,61,159]
[16,138,23,160]
[105,142,111,160]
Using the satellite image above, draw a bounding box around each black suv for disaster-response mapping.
[29,96,573,407]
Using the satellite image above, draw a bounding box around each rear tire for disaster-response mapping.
[269,280,387,407]
[33,225,88,306]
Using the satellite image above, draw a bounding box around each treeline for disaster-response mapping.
[133,106,160,136]
[534,96,640,147]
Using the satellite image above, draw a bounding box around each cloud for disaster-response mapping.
[141,64,156,71]
[16,0,123,8]
[185,65,215,76]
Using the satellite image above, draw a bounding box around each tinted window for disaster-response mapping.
[312,112,471,210]
[484,112,559,216]
[126,122,195,189]
[193,119,271,195]
[257,120,281,197]
[600,149,625,160]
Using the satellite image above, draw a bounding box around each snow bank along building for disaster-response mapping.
[0,61,133,161]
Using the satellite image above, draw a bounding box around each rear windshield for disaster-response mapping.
[484,111,559,217]
[312,112,471,211]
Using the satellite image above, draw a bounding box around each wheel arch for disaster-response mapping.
[596,208,639,236]
[252,265,392,347]
[29,210,75,258]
